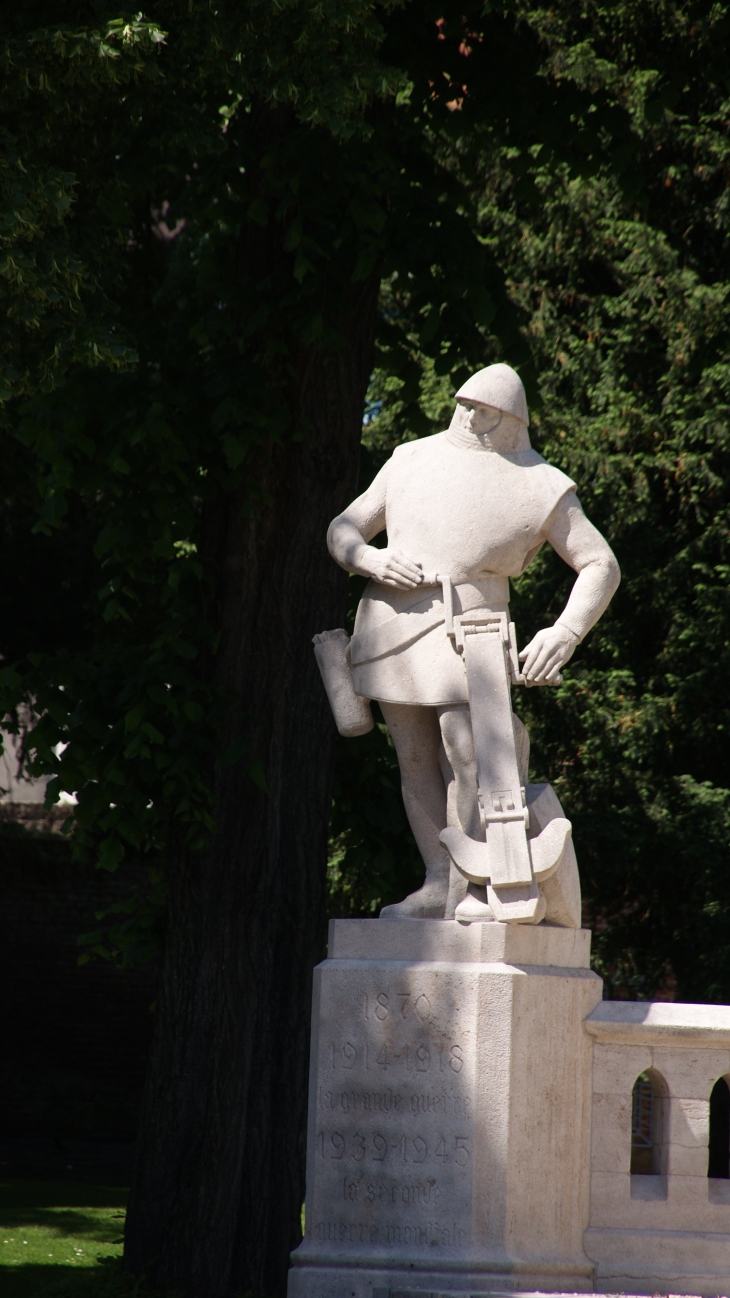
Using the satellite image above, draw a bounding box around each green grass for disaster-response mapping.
[0,1180,168,1297]
[0,1180,273,1296]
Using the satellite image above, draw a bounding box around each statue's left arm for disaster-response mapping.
[519,491,620,685]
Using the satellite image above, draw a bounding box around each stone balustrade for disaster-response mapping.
[584,1000,730,1294]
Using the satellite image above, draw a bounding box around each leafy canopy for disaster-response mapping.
[333,0,730,1003]
[5,0,729,1002]
[0,1,628,869]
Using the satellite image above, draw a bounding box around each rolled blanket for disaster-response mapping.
[312,629,374,737]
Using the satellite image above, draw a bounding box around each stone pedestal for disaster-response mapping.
[288,919,603,1298]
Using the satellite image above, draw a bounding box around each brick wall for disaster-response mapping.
[0,817,158,1142]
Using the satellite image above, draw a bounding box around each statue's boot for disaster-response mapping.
[454,882,494,923]
[380,851,449,919]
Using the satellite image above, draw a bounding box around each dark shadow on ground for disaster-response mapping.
[0,1257,133,1298]
[0,1179,127,1211]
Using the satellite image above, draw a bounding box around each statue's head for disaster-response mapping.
[451,364,530,451]
[454,363,529,426]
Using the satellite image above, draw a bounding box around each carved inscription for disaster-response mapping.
[318,1088,471,1116]
[317,1129,470,1166]
[342,1176,442,1204]
[328,1039,464,1072]
[308,969,474,1256]
[312,1218,468,1248]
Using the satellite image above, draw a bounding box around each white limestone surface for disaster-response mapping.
[329,918,591,967]
[320,365,621,922]
[288,920,602,1298]
[370,1292,703,1298]
[584,1000,730,1295]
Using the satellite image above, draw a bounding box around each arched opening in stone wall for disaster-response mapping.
[630,1069,668,1177]
[708,1077,730,1179]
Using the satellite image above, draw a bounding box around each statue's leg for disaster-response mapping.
[438,705,490,919]
[378,701,450,919]
[438,707,530,831]
[437,706,538,922]
[437,705,480,837]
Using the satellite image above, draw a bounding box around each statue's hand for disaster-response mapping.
[519,623,579,686]
[358,545,424,589]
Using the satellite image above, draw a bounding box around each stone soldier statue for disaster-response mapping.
[315,364,620,924]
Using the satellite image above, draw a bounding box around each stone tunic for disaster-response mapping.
[350,429,576,706]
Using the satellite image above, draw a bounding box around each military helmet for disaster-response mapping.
[454,363,529,426]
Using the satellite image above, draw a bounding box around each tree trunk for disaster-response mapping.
[123,248,379,1293]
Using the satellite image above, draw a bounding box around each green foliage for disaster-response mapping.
[337,0,730,997]
[0,1,619,895]
[77,864,165,968]
[0,0,416,892]
[1,15,165,402]
[496,2,730,1001]
[5,0,730,1002]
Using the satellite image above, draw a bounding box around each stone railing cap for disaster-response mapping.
[584,999,730,1043]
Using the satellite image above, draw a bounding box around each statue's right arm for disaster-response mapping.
[327,459,424,589]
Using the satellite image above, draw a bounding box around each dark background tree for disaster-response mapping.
[2,2,730,1296]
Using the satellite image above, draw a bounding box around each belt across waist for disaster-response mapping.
[350,573,510,666]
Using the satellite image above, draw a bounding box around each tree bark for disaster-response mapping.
[123,206,380,1293]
